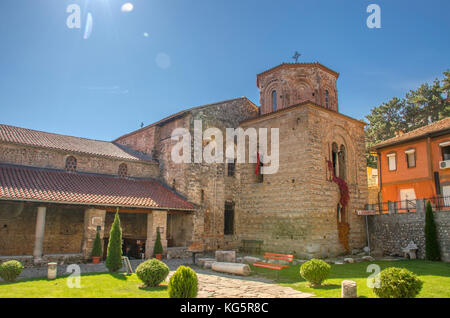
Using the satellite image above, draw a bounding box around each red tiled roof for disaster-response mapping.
[372,117,450,150]
[0,124,153,162]
[0,164,195,211]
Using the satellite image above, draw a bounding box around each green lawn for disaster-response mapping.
[0,273,169,298]
[251,260,450,298]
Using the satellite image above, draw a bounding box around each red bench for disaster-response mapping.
[253,252,294,278]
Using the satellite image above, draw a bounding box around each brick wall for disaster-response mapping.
[258,65,339,115]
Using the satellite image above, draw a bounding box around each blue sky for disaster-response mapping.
[0,0,449,141]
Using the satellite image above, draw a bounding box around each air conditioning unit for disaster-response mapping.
[440,160,450,169]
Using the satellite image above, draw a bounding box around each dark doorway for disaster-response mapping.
[102,237,146,260]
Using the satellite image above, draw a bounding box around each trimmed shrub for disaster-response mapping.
[106,212,123,272]
[168,265,198,298]
[372,267,423,298]
[0,260,24,282]
[300,259,331,286]
[91,230,103,258]
[136,259,169,287]
[153,227,163,255]
[425,201,441,261]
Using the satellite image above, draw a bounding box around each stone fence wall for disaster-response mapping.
[367,199,450,262]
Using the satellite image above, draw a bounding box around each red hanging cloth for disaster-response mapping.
[255,152,260,175]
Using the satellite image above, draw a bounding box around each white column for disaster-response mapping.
[33,206,47,261]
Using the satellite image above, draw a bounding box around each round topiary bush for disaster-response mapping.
[135,259,169,288]
[372,267,423,298]
[0,260,24,282]
[300,259,331,286]
[168,265,198,298]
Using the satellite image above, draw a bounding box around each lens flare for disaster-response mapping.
[155,53,171,69]
[83,12,93,39]
[121,3,134,12]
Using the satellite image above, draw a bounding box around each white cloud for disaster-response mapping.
[121,3,134,12]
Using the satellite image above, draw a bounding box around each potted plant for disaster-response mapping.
[91,230,103,264]
[153,227,164,260]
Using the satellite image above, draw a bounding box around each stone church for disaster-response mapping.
[0,62,368,264]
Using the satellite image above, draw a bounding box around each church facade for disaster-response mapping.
[0,62,368,264]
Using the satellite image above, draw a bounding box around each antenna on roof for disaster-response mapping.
[292,51,301,63]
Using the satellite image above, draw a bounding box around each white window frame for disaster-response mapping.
[405,149,416,168]
[387,153,396,171]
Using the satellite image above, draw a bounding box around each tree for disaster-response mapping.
[106,212,123,272]
[404,80,446,128]
[153,227,163,256]
[425,201,440,261]
[91,230,103,258]
[440,69,450,117]
[365,97,405,167]
[365,97,406,146]
[441,69,450,100]
[365,70,450,166]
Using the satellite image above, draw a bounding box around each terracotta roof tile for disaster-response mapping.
[0,164,194,211]
[0,124,153,162]
[372,117,450,149]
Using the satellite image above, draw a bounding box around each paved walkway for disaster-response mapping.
[193,272,314,298]
[168,266,314,298]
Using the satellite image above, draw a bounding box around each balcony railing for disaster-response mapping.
[365,196,450,214]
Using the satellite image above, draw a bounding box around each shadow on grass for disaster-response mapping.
[252,260,450,284]
[109,273,129,280]
[138,285,168,293]
[308,283,340,290]
[0,271,132,286]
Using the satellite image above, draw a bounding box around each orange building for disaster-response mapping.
[371,117,450,208]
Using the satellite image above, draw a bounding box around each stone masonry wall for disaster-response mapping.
[0,142,159,178]
[0,202,84,256]
[368,208,450,262]
[184,98,259,250]
[237,104,367,258]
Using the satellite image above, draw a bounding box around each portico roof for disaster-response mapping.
[0,164,195,211]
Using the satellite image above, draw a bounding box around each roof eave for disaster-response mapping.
[0,197,195,212]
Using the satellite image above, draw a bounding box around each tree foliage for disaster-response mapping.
[91,230,103,258]
[365,70,449,167]
[153,227,164,255]
[106,212,123,272]
[425,201,441,261]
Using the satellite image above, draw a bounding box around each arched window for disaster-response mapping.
[65,156,77,172]
[331,142,339,177]
[325,90,329,108]
[338,145,346,180]
[118,163,128,177]
[337,204,342,223]
[272,90,277,112]
[337,203,346,223]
